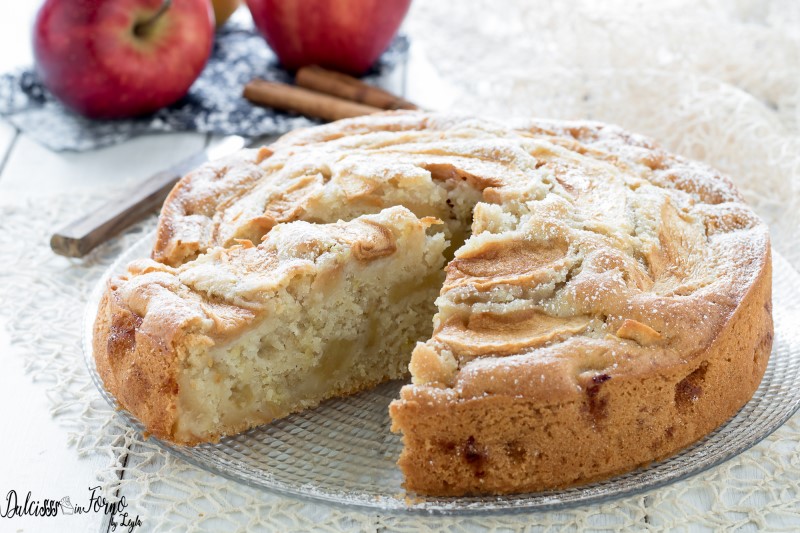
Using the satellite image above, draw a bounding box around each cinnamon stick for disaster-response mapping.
[243,79,382,121]
[296,65,419,111]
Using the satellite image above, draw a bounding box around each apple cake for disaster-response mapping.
[93,112,772,496]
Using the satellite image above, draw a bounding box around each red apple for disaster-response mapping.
[246,0,411,75]
[33,0,214,119]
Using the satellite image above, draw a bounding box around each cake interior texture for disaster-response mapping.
[175,216,447,443]
[95,207,448,444]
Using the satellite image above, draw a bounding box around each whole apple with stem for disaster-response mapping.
[33,0,214,119]
[246,0,412,75]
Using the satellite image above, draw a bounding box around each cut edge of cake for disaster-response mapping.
[94,206,448,445]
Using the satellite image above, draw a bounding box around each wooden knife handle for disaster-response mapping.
[50,151,209,258]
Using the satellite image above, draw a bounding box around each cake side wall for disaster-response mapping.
[93,287,182,442]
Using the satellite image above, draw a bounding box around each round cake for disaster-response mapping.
[94,112,772,496]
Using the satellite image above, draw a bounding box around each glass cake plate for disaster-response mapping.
[83,231,800,515]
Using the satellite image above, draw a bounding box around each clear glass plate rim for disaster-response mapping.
[82,229,800,516]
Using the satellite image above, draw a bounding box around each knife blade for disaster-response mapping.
[50,134,256,258]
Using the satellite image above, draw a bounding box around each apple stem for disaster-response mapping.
[134,0,173,38]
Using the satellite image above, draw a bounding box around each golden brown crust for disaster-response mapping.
[390,249,772,495]
[153,149,269,267]
[94,288,180,440]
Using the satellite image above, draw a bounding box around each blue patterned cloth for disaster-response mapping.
[0,20,408,152]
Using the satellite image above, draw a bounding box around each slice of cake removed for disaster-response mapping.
[94,206,447,445]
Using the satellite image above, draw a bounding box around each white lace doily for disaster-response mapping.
[2,0,800,530]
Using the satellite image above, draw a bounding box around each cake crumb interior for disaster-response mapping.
[172,211,449,443]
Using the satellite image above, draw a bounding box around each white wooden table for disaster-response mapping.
[1,2,797,532]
